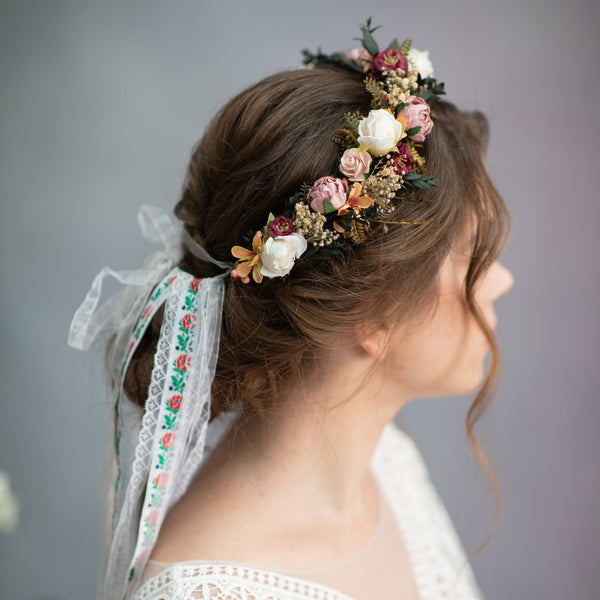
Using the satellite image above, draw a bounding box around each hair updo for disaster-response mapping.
[125,66,510,444]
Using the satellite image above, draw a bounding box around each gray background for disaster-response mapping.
[1,1,598,598]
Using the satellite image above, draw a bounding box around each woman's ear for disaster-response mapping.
[354,321,389,360]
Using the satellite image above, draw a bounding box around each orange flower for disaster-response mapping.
[334,183,374,233]
[231,231,264,283]
[396,114,407,130]
[337,182,374,216]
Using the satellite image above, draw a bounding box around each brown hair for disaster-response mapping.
[125,66,510,535]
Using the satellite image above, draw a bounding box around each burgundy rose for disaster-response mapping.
[146,510,159,525]
[181,314,196,330]
[190,278,202,292]
[176,354,189,372]
[369,48,408,79]
[267,215,295,238]
[169,394,182,411]
[391,143,413,176]
[154,473,168,487]
[161,432,173,449]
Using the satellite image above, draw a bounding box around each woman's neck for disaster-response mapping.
[205,348,408,525]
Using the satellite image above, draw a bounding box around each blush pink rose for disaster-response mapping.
[398,96,433,142]
[308,176,349,213]
[340,148,372,182]
[346,47,371,68]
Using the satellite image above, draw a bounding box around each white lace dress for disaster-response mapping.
[131,422,482,600]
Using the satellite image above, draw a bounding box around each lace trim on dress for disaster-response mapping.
[136,562,355,600]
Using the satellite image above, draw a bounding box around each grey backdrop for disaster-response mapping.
[1,1,599,598]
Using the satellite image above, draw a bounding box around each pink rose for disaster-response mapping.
[369,48,408,80]
[346,47,371,68]
[146,510,159,526]
[169,394,182,411]
[267,215,295,237]
[391,143,413,176]
[398,96,433,142]
[181,313,196,330]
[340,148,372,182]
[308,176,349,213]
[176,354,189,372]
[154,473,168,488]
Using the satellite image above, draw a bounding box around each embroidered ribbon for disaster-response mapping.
[68,206,232,600]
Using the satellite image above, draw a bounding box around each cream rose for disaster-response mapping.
[260,233,307,278]
[407,48,434,79]
[357,109,404,157]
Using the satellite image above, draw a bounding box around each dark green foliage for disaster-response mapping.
[404,172,437,190]
[419,79,446,104]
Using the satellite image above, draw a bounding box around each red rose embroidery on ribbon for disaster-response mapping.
[169,394,182,410]
[176,354,189,371]
[155,473,168,487]
[181,314,196,330]
[162,432,174,449]
[167,276,177,286]
[143,305,153,319]
[126,341,134,355]
[146,510,159,525]
[190,278,202,292]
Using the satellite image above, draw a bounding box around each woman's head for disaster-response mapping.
[125,65,511,428]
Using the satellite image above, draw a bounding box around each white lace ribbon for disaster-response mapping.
[68,205,231,352]
[67,206,233,600]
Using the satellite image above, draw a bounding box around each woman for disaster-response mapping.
[70,24,513,600]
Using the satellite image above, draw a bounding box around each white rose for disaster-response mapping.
[357,109,404,157]
[407,48,434,79]
[260,233,307,278]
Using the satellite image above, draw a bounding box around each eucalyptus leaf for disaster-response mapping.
[389,38,400,50]
[361,26,379,56]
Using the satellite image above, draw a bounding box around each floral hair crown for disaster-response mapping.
[230,19,445,284]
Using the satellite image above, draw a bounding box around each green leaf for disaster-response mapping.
[323,200,338,214]
[266,212,275,224]
[404,173,437,190]
[388,38,400,50]
[361,26,379,56]
[419,79,446,104]
[406,126,422,137]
